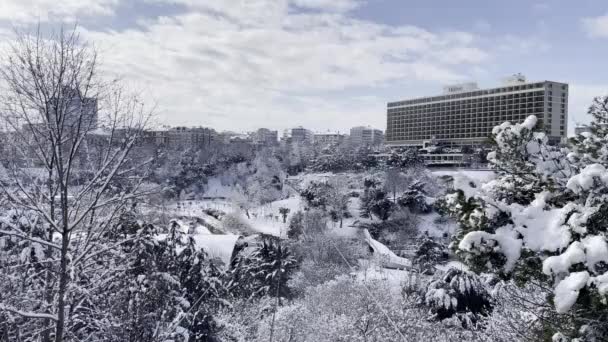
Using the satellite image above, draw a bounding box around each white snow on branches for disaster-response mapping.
[567,163,608,193]
[451,114,608,316]
[554,271,589,313]
[459,226,522,271]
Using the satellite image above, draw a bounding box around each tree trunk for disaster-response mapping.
[55,183,71,342]
[54,230,70,342]
[269,273,281,342]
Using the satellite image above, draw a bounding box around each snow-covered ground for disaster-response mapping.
[159,169,477,285]
[417,212,457,238]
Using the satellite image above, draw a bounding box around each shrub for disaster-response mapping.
[288,211,305,240]
[288,235,367,296]
[413,235,450,274]
[423,268,492,329]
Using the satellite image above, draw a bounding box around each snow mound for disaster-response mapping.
[363,229,411,269]
[191,234,241,268]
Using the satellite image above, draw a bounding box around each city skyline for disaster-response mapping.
[1,1,607,134]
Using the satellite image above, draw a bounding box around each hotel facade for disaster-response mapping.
[386,76,568,147]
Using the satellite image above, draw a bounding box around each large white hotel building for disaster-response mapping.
[386,75,568,148]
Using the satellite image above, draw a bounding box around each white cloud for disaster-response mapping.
[291,0,362,12]
[1,0,509,132]
[0,0,119,23]
[75,1,493,132]
[582,13,608,38]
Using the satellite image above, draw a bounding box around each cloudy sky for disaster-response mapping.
[1,0,607,135]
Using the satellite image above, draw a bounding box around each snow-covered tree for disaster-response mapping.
[300,181,331,209]
[104,218,227,341]
[228,239,297,301]
[278,207,290,223]
[287,211,304,240]
[398,180,433,214]
[443,111,608,339]
[327,176,351,228]
[414,235,449,274]
[360,187,394,221]
[384,167,407,202]
[0,27,152,342]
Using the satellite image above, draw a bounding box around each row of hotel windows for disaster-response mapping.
[387,125,567,141]
[388,98,547,113]
[388,83,567,107]
[389,106,545,116]
[388,104,546,114]
[388,111,546,123]
[388,119,563,132]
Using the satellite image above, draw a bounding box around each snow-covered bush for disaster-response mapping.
[302,209,328,236]
[360,187,394,221]
[287,211,305,239]
[422,268,492,328]
[221,212,253,234]
[256,275,488,342]
[104,219,228,341]
[414,235,450,274]
[300,180,332,209]
[288,234,368,296]
[228,239,298,301]
[398,180,434,213]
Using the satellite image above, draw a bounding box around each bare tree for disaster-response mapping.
[327,176,350,228]
[384,167,407,203]
[0,26,153,341]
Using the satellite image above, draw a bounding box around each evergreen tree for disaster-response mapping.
[228,239,297,301]
[442,112,608,339]
[414,235,449,274]
[423,268,492,329]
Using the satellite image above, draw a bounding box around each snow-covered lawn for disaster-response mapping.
[432,168,495,184]
[417,212,457,238]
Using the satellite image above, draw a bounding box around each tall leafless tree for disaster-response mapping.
[384,167,407,203]
[0,26,153,341]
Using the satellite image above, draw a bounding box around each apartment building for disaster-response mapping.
[350,126,384,146]
[142,126,217,148]
[313,132,347,146]
[253,128,278,146]
[291,127,313,144]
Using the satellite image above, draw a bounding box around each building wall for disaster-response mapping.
[291,127,313,144]
[141,127,217,148]
[255,128,278,146]
[386,81,568,147]
[350,126,383,146]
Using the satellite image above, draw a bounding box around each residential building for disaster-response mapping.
[386,75,568,147]
[50,87,98,130]
[253,128,278,146]
[350,126,384,146]
[142,126,217,148]
[291,127,313,144]
[313,132,347,146]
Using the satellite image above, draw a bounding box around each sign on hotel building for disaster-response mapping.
[386,75,568,147]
